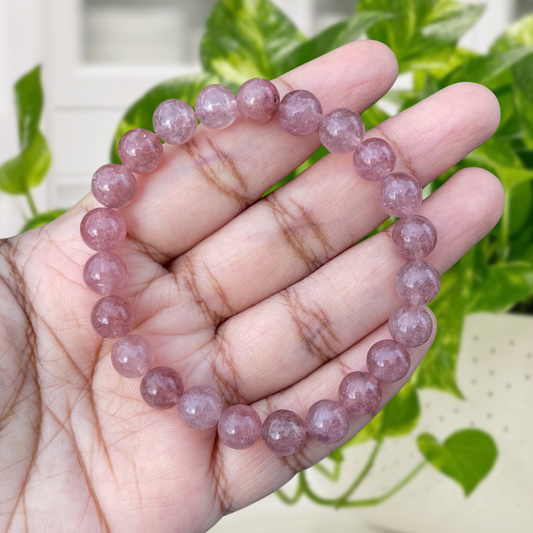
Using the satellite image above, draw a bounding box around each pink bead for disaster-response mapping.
[392,215,437,260]
[195,84,237,129]
[83,251,127,296]
[278,90,323,136]
[140,366,184,410]
[367,340,411,383]
[352,138,396,181]
[217,404,262,450]
[111,335,153,378]
[153,99,197,144]
[389,306,433,347]
[319,108,364,154]
[91,295,134,338]
[237,78,280,124]
[91,164,137,208]
[179,386,224,430]
[262,409,307,456]
[378,172,422,217]
[118,128,163,174]
[80,208,127,252]
[305,399,349,444]
[338,372,382,415]
[395,260,441,306]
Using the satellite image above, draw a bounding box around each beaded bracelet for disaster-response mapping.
[80,78,439,456]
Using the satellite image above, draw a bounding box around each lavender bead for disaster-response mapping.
[179,386,224,430]
[395,260,441,306]
[217,404,262,450]
[118,128,163,174]
[319,109,364,154]
[352,138,396,181]
[91,164,137,208]
[91,295,134,338]
[305,400,349,444]
[195,84,237,129]
[80,208,127,252]
[237,78,280,124]
[153,99,197,144]
[389,306,433,347]
[278,90,323,136]
[83,251,127,295]
[392,215,437,260]
[111,335,153,378]
[262,409,307,456]
[338,372,382,415]
[378,172,422,217]
[367,340,411,383]
[140,366,184,410]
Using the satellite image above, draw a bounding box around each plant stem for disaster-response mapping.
[25,189,38,217]
[276,474,305,505]
[314,460,342,482]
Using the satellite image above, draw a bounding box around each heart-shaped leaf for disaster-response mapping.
[15,65,44,150]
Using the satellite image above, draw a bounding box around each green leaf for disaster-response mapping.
[14,65,44,150]
[417,429,498,496]
[343,411,384,447]
[379,385,421,438]
[491,14,533,52]
[328,448,344,463]
[21,209,66,232]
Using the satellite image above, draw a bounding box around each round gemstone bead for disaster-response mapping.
[278,90,323,136]
[378,172,423,217]
[140,366,184,410]
[262,409,307,456]
[237,78,280,124]
[118,128,163,174]
[319,108,364,154]
[195,84,238,130]
[91,295,134,338]
[111,335,153,378]
[80,208,127,252]
[217,404,262,450]
[395,260,441,306]
[83,251,127,296]
[367,340,411,383]
[91,164,137,208]
[392,215,437,260]
[389,305,433,347]
[338,372,382,415]
[352,137,396,181]
[305,399,349,444]
[153,99,197,144]
[179,385,224,430]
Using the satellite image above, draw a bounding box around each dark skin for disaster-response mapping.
[0,41,503,533]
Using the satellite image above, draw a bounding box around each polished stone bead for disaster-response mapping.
[378,172,422,217]
[111,334,153,378]
[395,260,441,306]
[319,109,364,154]
[392,215,437,260]
[262,409,307,456]
[179,386,224,430]
[91,164,137,208]
[118,128,163,174]
[153,99,197,144]
[338,372,382,415]
[352,137,396,181]
[305,399,349,444]
[278,90,323,136]
[91,295,134,338]
[367,340,411,383]
[195,84,238,129]
[389,305,433,347]
[237,78,280,124]
[80,208,127,252]
[217,404,262,450]
[83,251,127,296]
[140,366,184,410]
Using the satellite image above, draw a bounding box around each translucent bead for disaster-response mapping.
[179,386,224,430]
[217,404,262,450]
[118,128,163,174]
[305,399,349,444]
[153,99,197,144]
[83,252,127,296]
[140,366,184,410]
[80,208,127,252]
[352,137,396,181]
[389,305,433,347]
[395,260,441,306]
[278,90,323,136]
[319,109,364,154]
[338,371,382,415]
[195,84,238,129]
[237,78,280,124]
[367,340,411,383]
[91,164,137,208]
[111,335,153,378]
[91,295,134,338]
[378,172,422,217]
[262,409,306,456]
[392,215,437,260]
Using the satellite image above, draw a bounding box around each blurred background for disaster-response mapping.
[1,0,533,532]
